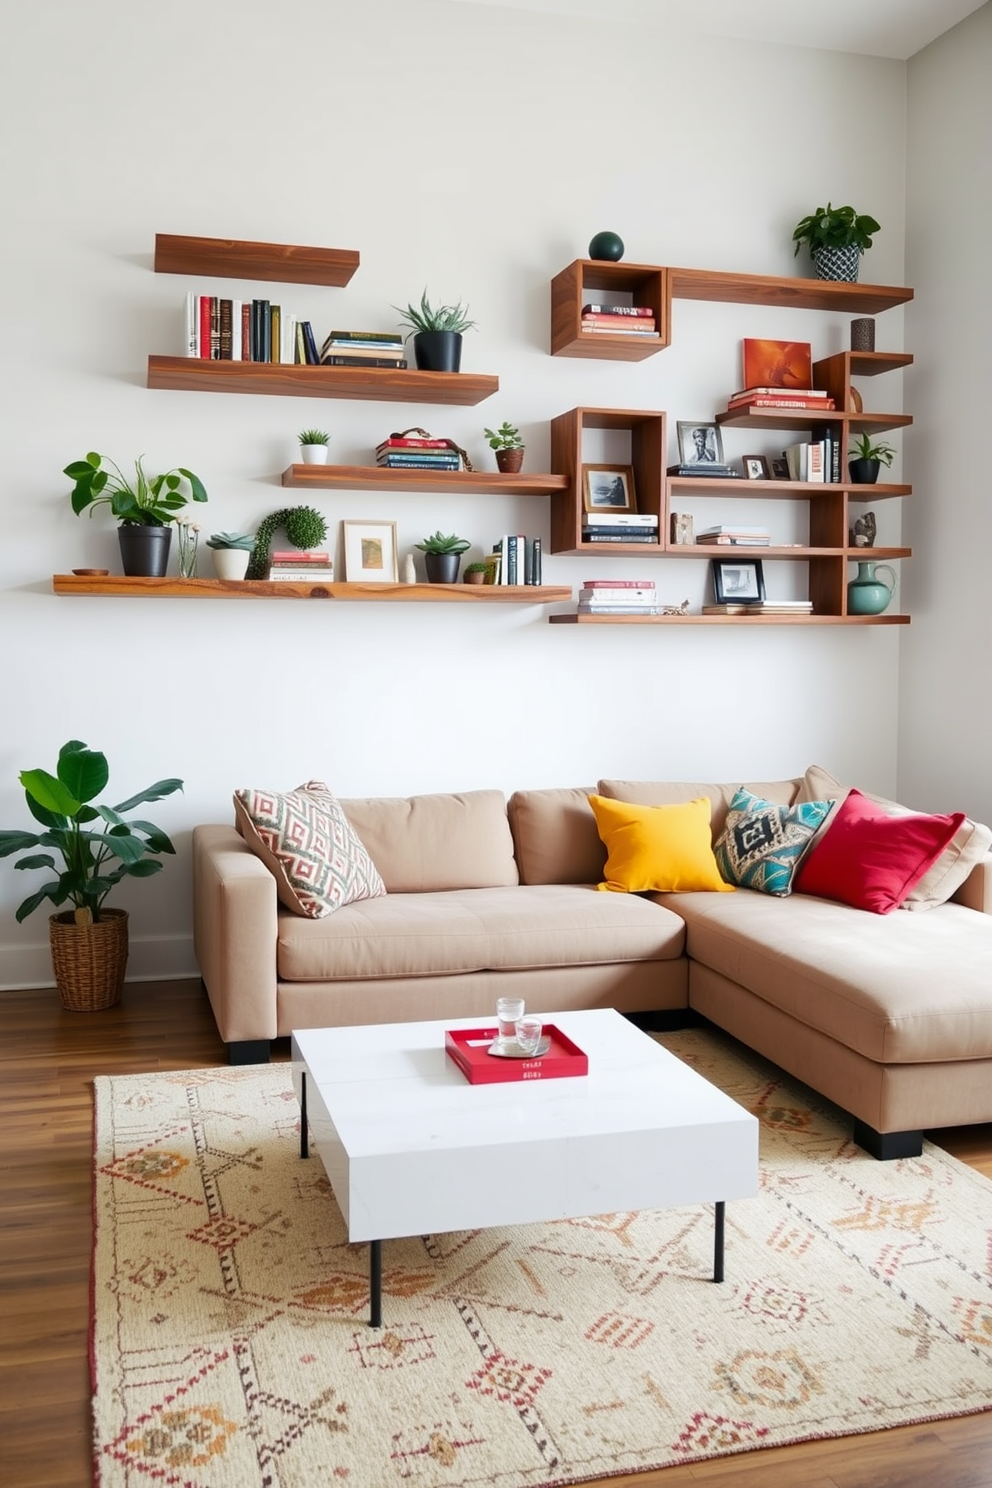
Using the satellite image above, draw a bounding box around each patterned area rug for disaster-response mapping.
[92,1029,992,1487]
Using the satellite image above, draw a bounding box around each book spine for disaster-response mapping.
[199,295,211,359]
[270,550,330,561]
[229,300,242,361]
[302,322,319,365]
[241,302,251,361]
[209,297,220,360]
[377,438,450,450]
[295,322,306,365]
[184,292,198,357]
[727,397,834,410]
[324,356,409,368]
[219,299,233,360]
[583,580,657,588]
[377,457,459,469]
[269,305,281,364]
[325,330,405,343]
[582,304,654,317]
[581,313,657,328]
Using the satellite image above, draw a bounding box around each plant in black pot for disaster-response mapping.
[0,741,183,1010]
[65,452,208,577]
[393,290,476,372]
[415,530,471,583]
[792,203,881,283]
[848,432,896,485]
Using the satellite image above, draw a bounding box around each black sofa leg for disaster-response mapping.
[852,1120,923,1160]
[227,1039,271,1066]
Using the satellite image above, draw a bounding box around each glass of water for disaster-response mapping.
[495,996,525,1043]
[514,1014,543,1055]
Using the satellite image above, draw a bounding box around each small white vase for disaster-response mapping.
[300,445,329,465]
[212,548,251,580]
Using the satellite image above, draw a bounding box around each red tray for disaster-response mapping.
[445,1024,588,1084]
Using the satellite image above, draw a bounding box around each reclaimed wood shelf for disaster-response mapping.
[281,464,568,495]
[667,477,912,501]
[715,408,913,433]
[550,612,910,626]
[52,575,571,604]
[666,546,912,560]
[154,233,360,286]
[667,267,913,316]
[147,357,499,405]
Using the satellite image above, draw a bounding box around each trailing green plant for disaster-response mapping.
[393,290,476,338]
[298,428,330,446]
[850,432,896,466]
[246,506,329,579]
[792,204,881,257]
[206,531,255,550]
[415,530,471,555]
[483,422,523,451]
[0,741,183,925]
[64,452,208,527]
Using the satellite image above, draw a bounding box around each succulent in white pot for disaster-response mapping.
[298,428,331,465]
[207,531,255,581]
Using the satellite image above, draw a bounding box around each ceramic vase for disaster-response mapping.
[847,561,895,616]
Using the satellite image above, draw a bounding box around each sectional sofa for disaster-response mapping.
[191,770,992,1160]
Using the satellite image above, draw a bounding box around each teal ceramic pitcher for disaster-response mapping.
[847,561,895,616]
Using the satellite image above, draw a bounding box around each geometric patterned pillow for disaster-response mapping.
[233,780,386,919]
[713,787,832,897]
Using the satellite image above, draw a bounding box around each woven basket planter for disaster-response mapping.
[49,908,129,1011]
[810,244,861,283]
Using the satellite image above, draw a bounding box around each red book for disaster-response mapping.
[241,302,251,360]
[199,295,211,359]
[376,436,449,451]
[269,550,330,563]
[727,396,835,411]
[583,579,657,588]
[582,312,657,327]
[445,1025,588,1084]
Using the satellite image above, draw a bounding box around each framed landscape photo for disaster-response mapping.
[712,558,765,605]
[343,520,398,583]
[742,455,771,481]
[582,464,636,513]
[677,421,724,467]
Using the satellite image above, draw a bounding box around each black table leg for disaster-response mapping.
[299,1070,309,1159]
[713,1200,725,1282]
[369,1240,382,1327]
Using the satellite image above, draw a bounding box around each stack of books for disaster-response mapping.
[696,525,771,546]
[580,304,658,336]
[376,434,459,470]
[578,580,660,615]
[491,535,542,585]
[782,435,842,482]
[267,550,334,582]
[726,386,835,413]
[748,599,814,616]
[667,462,739,478]
[582,512,659,544]
[321,331,408,369]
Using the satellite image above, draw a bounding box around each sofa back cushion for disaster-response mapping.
[598,778,801,842]
[508,787,605,884]
[339,789,518,892]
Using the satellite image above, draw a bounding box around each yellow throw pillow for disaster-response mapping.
[589,794,735,894]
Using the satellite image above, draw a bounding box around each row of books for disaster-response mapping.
[266,550,334,582]
[490,535,543,585]
[783,436,843,483]
[582,512,659,545]
[321,330,408,370]
[726,385,836,413]
[579,579,661,615]
[376,434,458,470]
[580,303,657,336]
[184,294,294,362]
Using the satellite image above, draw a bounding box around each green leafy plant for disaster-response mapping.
[850,432,896,466]
[298,428,330,446]
[415,530,471,555]
[393,290,476,338]
[0,741,183,925]
[206,531,255,550]
[483,422,523,451]
[246,506,329,580]
[792,204,881,257]
[64,453,208,527]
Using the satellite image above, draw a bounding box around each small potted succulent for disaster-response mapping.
[64,452,208,578]
[848,432,896,485]
[393,290,476,373]
[415,530,471,584]
[484,421,525,474]
[298,428,331,465]
[463,560,489,586]
[791,203,881,283]
[207,531,255,580]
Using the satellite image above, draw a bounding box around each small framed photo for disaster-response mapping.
[742,455,770,481]
[677,421,724,467]
[343,520,398,583]
[712,558,765,605]
[770,456,791,481]
[582,464,636,513]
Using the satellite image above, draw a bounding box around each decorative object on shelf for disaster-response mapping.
[64,451,208,579]
[415,530,471,584]
[247,506,328,580]
[661,600,691,616]
[401,553,417,585]
[376,426,474,472]
[582,464,636,513]
[847,561,895,615]
[175,514,200,578]
[72,568,110,576]
[483,421,525,473]
[849,387,864,412]
[742,338,813,390]
[848,431,896,485]
[770,456,791,480]
[588,230,624,262]
[851,317,876,351]
[393,289,476,373]
[0,740,182,1011]
[712,558,766,606]
[670,513,694,545]
[463,561,489,585]
[791,203,881,283]
[742,456,771,481]
[207,531,255,580]
[677,421,725,468]
[850,511,877,548]
[298,428,330,465]
[343,520,399,583]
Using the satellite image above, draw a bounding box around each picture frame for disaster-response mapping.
[770,456,791,481]
[342,520,398,583]
[677,421,724,467]
[582,464,636,513]
[712,558,765,605]
[742,455,771,481]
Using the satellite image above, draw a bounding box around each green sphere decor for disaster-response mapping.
[588,230,624,262]
[247,506,329,579]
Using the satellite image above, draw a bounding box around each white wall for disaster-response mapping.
[900,2,992,817]
[0,0,911,986]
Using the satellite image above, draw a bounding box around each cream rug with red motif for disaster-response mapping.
[91,1029,992,1487]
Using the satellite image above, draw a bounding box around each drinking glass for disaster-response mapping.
[514,1015,543,1055]
[495,996,525,1043]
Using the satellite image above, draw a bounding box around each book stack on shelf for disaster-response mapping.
[491,535,543,585]
[580,304,658,337]
[667,460,739,478]
[703,599,813,616]
[184,293,296,362]
[321,331,408,369]
[267,549,334,582]
[582,512,659,544]
[725,385,835,414]
[782,438,842,483]
[376,434,460,470]
[696,524,771,547]
[578,579,660,615]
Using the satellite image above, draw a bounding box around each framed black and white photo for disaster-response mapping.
[677,421,724,467]
[582,464,636,513]
[742,455,770,481]
[343,520,398,582]
[770,456,790,480]
[712,558,765,605]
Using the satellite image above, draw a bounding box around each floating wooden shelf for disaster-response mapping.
[667,477,912,501]
[281,464,568,496]
[550,612,910,626]
[667,546,912,560]
[154,233,360,287]
[715,408,913,434]
[147,357,499,405]
[52,575,571,604]
[667,267,913,316]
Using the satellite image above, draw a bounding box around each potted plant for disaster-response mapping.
[463,560,489,585]
[848,432,896,485]
[393,290,476,373]
[0,741,183,1010]
[415,530,471,584]
[484,421,525,474]
[298,428,331,466]
[207,530,255,580]
[791,203,881,283]
[64,452,208,577]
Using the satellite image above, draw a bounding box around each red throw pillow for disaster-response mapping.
[793,789,966,915]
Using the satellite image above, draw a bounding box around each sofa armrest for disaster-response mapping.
[192,825,279,1042]
[951,853,992,915]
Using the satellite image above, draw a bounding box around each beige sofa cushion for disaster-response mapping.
[797,764,992,912]
[340,790,518,892]
[508,787,605,885]
[276,883,686,982]
[598,778,800,842]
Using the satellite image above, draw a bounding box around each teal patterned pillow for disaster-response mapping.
[714,788,832,896]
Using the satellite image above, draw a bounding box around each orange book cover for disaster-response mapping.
[742,338,812,389]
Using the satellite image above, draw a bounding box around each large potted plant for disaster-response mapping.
[0,741,183,1010]
[393,290,476,372]
[415,530,471,583]
[64,452,208,577]
[791,203,881,283]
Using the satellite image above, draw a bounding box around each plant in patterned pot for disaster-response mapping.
[792,204,881,283]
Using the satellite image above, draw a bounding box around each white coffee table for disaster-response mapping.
[292,1008,758,1326]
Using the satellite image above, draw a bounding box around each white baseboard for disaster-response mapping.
[0,933,198,991]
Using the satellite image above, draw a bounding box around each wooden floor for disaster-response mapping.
[1,979,990,1488]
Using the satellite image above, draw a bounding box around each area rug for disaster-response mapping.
[92,1028,992,1487]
